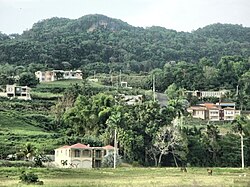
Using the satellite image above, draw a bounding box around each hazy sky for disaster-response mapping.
[0,0,250,34]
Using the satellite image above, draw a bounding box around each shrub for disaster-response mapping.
[132,161,142,167]
[19,172,43,185]
[102,153,122,168]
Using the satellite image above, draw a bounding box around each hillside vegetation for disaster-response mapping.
[0,14,250,72]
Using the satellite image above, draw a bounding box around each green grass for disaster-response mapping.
[31,91,63,99]
[0,110,58,155]
[0,167,250,187]
[0,110,53,134]
[0,112,45,133]
[38,79,83,87]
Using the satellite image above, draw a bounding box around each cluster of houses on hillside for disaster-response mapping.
[0,70,83,100]
[0,69,243,122]
[54,143,115,168]
[187,102,240,121]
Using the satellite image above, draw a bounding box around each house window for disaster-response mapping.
[95,150,102,158]
[75,149,80,157]
[83,150,91,157]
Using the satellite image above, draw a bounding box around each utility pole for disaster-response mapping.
[114,128,117,169]
[110,73,113,87]
[153,75,156,102]
[119,70,122,86]
[240,133,244,169]
[236,85,239,96]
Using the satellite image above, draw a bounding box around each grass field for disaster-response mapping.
[0,167,250,187]
[38,79,84,87]
[0,110,58,155]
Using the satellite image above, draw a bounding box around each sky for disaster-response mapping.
[0,0,250,34]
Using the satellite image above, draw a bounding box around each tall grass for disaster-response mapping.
[0,167,249,187]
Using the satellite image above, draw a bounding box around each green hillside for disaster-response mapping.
[0,110,57,157]
[0,14,250,72]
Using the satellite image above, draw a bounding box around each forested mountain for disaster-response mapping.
[0,14,250,72]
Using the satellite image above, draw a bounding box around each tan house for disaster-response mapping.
[0,84,31,100]
[208,108,220,121]
[35,70,82,82]
[187,102,240,121]
[54,143,114,168]
[187,106,207,120]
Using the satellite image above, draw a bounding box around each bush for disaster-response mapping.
[102,153,122,168]
[19,172,43,185]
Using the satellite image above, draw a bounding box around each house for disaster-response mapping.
[187,102,240,121]
[35,70,82,82]
[54,143,115,168]
[185,90,229,99]
[0,84,31,100]
[187,106,207,120]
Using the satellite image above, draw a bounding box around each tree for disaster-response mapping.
[51,93,75,130]
[202,124,221,166]
[102,153,122,168]
[102,105,123,145]
[238,71,250,110]
[232,116,247,168]
[150,123,188,167]
[18,72,39,87]
[0,74,15,85]
[20,143,36,161]
[54,71,64,80]
[165,83,183,100]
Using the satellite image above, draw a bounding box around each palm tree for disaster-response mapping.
[168,98,188,128]
[21,143,36,161]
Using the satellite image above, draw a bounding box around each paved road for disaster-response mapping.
[156,92,168,106]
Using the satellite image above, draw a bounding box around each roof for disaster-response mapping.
[223,107,235,110]
[103,145,114,149]
[216,102,235,106]
[55,143,115,150]
[188,106,206,110]
[202,103,217,109]
[70,143,89,149]
[57,145,70,149]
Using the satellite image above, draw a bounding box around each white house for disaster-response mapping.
[0,84,31,100]
[35,70,82,82]
[54,143,114,168]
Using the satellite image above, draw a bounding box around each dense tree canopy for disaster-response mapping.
[0,14,250,74]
